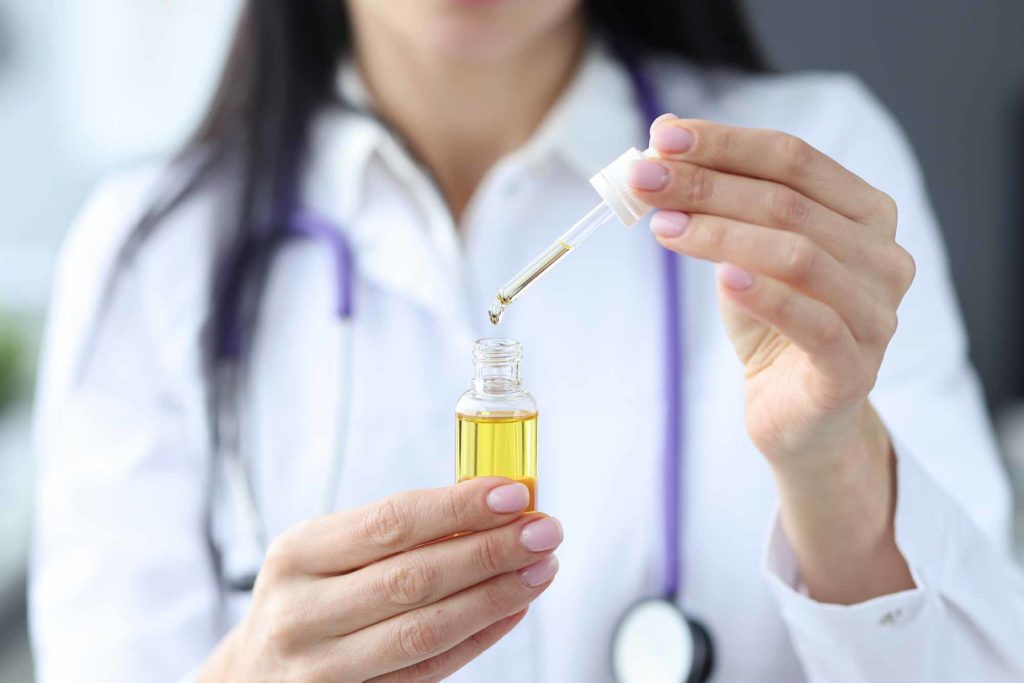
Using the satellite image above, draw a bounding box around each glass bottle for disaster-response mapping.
[455,339,538,510]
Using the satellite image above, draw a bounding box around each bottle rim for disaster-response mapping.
[473,338,522,365]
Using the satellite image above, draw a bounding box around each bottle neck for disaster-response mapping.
[471,339,524,397]
[473,362,523,396]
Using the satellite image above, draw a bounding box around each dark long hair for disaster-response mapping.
[127,0,765,442]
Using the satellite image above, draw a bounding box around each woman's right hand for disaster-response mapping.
[197,478,562,682]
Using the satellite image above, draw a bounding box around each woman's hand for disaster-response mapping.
[198,478,561,682]
[630,116,916,603]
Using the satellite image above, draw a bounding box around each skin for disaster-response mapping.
[199,478,562,681]
[345,0,586,219]
[631,118,917,603]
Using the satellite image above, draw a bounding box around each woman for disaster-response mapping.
[30,0,1024,681]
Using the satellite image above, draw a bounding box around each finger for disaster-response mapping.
[338,556,558,680]
[648,112,678,133]
[367,610,528,683]
[648,119,891,224]
[651,212,893,343]
[314,514,562,635]
[715,263,863,389]
[628,158,874,262]
[266,478,532,576]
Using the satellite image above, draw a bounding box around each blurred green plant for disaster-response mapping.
[0,318,29,414]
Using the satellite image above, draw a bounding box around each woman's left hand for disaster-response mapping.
[629,116,917,603]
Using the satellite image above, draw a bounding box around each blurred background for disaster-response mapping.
[1,0,1022,678]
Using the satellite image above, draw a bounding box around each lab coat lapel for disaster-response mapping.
[305,110,470,336]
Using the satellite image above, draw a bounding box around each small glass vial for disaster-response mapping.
[455,339,538,510]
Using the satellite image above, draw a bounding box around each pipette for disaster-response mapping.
[487,147,657,325]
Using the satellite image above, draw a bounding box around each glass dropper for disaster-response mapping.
[487,202,616,324]
[487,147,656,325]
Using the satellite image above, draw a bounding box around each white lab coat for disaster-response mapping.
[30,46,1024,682]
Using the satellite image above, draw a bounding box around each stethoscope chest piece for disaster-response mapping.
[612,598,714,683]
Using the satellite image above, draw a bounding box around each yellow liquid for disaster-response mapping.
[456,412,538,511]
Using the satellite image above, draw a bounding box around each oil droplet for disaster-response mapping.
[488,299,505,326]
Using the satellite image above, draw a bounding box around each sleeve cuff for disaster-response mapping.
[763,501,928,635]
[761,438,935,643]
[761,436,1024,681]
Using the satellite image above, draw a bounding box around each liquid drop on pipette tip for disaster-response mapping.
[488,299,505,326]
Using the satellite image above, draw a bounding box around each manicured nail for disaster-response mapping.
[650,211,690,238]
[520,555,559,587]
[651,126,695,154]
[629,160,670,191]
[486,483,530,513]
[717,263,755,291]
[520,517,564,552]
[649,112,678,133]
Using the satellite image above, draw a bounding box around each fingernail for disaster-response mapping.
[628,160,670,191]
[651,126,695,154]
[649,112,678,133]
[520,517,563,552]
[650,211,690,238]
[520,555,559,587]
[486,483,530,513]
[717,263,755,291]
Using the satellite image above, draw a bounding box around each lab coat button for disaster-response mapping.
[878,609,903,626]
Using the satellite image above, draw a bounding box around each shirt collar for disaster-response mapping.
[301,42,650,330]
[522,41,648,179]
[321,40,648,202]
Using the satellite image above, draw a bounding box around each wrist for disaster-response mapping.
[770,403,914,603]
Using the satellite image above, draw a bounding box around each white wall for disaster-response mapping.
[0,0,240,312]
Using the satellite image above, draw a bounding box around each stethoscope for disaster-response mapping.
[212,48,714,683]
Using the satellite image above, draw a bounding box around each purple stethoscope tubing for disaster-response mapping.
[277,57,685,603]
[625,52,686,604]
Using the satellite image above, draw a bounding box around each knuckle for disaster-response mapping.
[698,218,728,252]
[875,191,899,223]
[262,598,302,654]
[767,185,809,227]
[442,486,471,530]
[393,611,445,660]
[382,559,438,608]
[876,308,899,342]
[766,289,795,323]
[481,578,516,616]
[704,126,732,159]
[892,245,916,290]
[778,134,815,177]
[263,531,299,579]
[684,165,714,203]
[782,237,818,283]
[362,496,409,553]
[816,313,847,348]
[473,532,507,575]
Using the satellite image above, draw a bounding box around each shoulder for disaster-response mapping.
[57,157,221,292]
[55,162,166,296]
[54,154,226,320]
[43,157,223,397]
